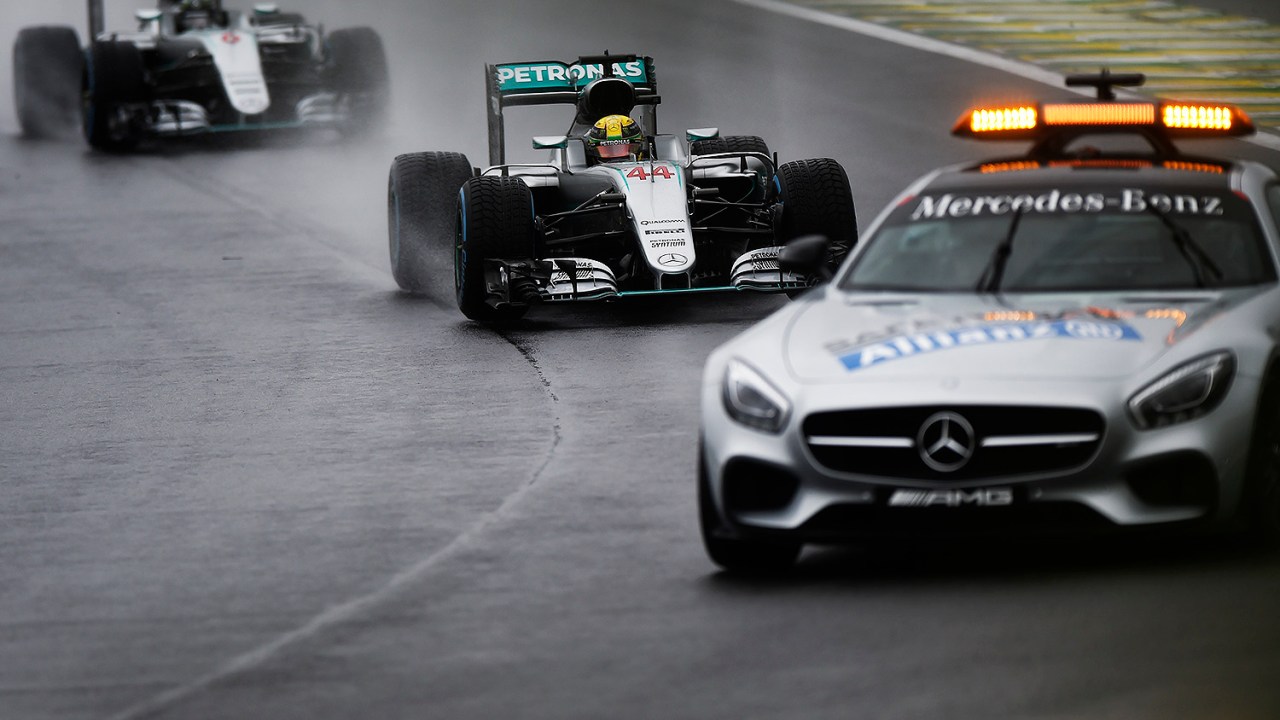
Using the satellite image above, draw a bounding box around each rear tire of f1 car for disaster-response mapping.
[388,151,474,294]
[13,26,83,139]
[773,158,858,274]
[1243,377,1280,550]
[699,443,801,573]
[455,176,536,323]
[690,135,770,156]
[326,27,390,138]
[83,40,147,152]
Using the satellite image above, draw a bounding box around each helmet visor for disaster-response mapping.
[596,142,636,159]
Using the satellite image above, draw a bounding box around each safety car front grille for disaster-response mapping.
[802,405,1105,480]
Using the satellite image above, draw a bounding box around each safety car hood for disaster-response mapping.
[784,290,1239,383]
[191,27,270,115]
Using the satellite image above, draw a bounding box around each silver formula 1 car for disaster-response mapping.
[12,1,388,150]
[386,53,858,321]
[699,72,1280,572]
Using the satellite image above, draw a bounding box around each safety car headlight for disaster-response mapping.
[723,359,791,434]
[1127,351,1235,430]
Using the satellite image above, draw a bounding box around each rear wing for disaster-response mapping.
[484,53,660,166]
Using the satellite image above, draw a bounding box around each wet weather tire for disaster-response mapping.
[83,40,147,152]
[327,27,390,137]
[13,26,83,139]
[698,444,801,573]
[1243,379,1280,550]
[691,135,770,156]
[455,176,536,322]
[387,151,474,293]
[774,158,858,272]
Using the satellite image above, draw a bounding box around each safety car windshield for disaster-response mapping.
[841,185,1275,292]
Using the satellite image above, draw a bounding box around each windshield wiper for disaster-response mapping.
[976,207,1026,294]
[1146,204,1223,288]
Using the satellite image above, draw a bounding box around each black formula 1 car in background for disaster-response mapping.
[12,0,389,150]
[386,53,859,321]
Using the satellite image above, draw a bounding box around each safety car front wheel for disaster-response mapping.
[83,40,147,152]
[388,151,474,293]
[455,176,536,322]
[773,158,858,274]
[13,25,83,139]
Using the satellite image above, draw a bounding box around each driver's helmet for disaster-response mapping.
[586,114,643,161]
[176,0,217,28]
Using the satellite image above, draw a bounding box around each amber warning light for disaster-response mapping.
[954,101,1254,139]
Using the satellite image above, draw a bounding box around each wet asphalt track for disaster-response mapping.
[3,1,1280,718]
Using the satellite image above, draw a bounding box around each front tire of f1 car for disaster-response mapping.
[455,176,536,323]
[388,151,474,293]
[327,27,390,138]
[690,135,770,156]
[773,158,858,274]
[83,40,147,152]
[13,26,83,139]
[699,443,801,573]
[1243,377,1280,550]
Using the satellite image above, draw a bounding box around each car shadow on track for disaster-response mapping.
[471,292,791,332]
[704,533,1280,591]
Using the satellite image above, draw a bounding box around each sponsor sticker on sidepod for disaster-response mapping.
[835,320,1142,372]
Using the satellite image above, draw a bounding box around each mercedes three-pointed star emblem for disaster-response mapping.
[917,411,976,472]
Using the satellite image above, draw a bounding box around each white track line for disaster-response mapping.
[107,360,562,719]
[730,0,1280,152]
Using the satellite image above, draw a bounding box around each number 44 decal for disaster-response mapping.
[626,165,673,181]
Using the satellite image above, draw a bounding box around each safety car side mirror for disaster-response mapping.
[779,235,833,284]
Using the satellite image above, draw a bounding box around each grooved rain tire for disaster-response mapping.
[83,40,147,152]
[327,27,390,137]
[698,443,801,574]
[691,135,770,156]
[455,176,536,322]
[774,158,858,271]
[388,151,474,293]
[13,25,83,139]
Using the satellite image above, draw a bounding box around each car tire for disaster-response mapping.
[1243,378,1280,550]
[326,27,390,137]
[698,442,801,573]
[13,26,83,139]
[387,151,474,294]
[83,40,147,152]
[691,135,770,156]
[773,158,858,272]
[455,176,536,322]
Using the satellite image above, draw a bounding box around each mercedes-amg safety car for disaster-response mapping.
[12,0,388,150]
[385,53,858,321]
[699,72,1280,572]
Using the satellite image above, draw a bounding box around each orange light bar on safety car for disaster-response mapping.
[952,100,1255,139]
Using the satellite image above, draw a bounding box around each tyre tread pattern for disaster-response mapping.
[456,176,535,321]
[388,151,473,293]
[13,25,83,139]
[775,157,858,270]
[691,135,770,156]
